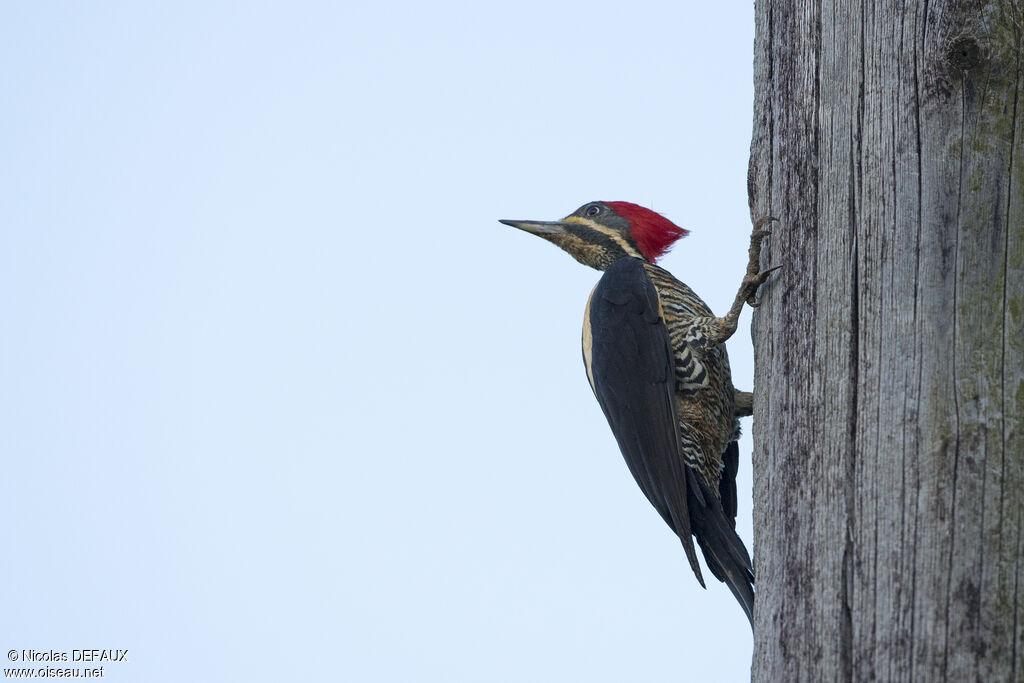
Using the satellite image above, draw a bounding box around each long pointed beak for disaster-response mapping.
[498,219,572,236]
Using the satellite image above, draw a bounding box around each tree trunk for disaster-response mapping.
[748,0,1024,680]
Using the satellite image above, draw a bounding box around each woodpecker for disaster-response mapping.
[500,201,775,626]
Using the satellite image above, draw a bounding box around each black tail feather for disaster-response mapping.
[688,471,755,627]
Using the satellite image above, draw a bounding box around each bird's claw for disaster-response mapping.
[744,265,783,306]
[752,215,777,238]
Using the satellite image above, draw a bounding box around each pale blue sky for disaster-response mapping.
[2,3,758,681]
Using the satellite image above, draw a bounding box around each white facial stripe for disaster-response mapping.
[563,216,644,260]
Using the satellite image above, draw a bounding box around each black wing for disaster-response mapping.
[719,440,740,524]
[583,257,705,587]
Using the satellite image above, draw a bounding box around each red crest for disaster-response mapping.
[606,201,688,262]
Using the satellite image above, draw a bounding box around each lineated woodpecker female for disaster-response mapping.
[500,202,775,625]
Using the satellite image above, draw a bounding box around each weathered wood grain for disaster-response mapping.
[748,1,1023,680]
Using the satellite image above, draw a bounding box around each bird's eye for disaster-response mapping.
[586,204,601,217]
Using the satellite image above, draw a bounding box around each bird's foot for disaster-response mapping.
[745,216,778,306]
[744,265,782,307]
[751,215,776,241]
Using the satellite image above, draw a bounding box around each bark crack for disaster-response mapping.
[942,71,968,682]
[1007,13,1022,679]
[970,33,995,661]
[1014,507,1022,682]
[841,161,859,683]
[1000,0,1021,550]
[908,5,925,679]
[767,0,775,218]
